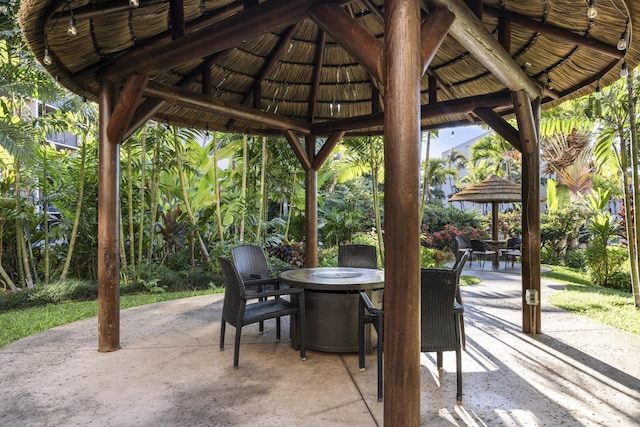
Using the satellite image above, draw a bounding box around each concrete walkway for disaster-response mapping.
[1,264,639,426]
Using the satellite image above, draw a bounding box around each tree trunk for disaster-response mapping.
[60,128,88,280]
[174,129,210,262]
[369,137,384,264]
[42,144,50,283]
[239,135,248,241]
[625,75,640,308]
[212,132,225,242]
[15,158,33,288]
[257,136,267,242]
[136,128,147,273]
[127,143,135,267]
[147,126,160,264]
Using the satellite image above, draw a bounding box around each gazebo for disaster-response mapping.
[18,1,640,424]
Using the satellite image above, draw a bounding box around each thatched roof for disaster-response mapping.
[449,175,526,203]
[18,0,640,136]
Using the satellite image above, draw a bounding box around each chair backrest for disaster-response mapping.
[231,245,270,279]
[452,251,469,282]
[470,239,488,252]
[219,257,247,326]
[454,236,470,251]
[507,237,522,250]
[338,244,378,268]
[420,268,459,353]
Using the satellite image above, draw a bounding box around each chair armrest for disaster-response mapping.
[454,300,464,313]
[246,287,303,300]
[359,291,383,316]
[242,277,280,287]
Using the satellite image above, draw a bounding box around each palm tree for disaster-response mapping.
[469,133,521,181]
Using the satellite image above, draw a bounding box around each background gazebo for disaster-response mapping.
[18,0,640,423]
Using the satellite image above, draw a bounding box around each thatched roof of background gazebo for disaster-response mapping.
[449,175,526,204]
[17,0,640,136]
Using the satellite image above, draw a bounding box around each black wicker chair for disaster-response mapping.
[454,236,472,264]
[358,291,384,400]
[338,244,378,268]
[218,257,306,367]
[231,244,281,332]
[470,239,496,270]
[502,237,522,269]
[358,254,468,401]
[421,268,464,402]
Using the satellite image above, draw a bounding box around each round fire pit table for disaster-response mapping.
[280,267,384,353]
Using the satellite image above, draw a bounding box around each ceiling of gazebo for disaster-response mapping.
[18,0,640,137]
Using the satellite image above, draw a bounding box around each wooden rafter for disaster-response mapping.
[311,90,513,134]
[143,80,311,134]
[485,6,624,59]
[312,131,345,170]
[420,8,455,75]
[308,30,327,122]
[308,3,384,84]
[425,0,542,99]
[170,0,185,40]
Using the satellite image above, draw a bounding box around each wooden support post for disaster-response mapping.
[512,90,542,334]
[384,0,421,424]
[98,80,120,352]
[304,134,318,267]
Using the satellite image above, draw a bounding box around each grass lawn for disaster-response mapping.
[542,266,640,335]
[0,289,217,348]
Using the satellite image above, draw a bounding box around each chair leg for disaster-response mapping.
[358,300,366,371]
[220,316,226,351]
[377,317,383,401]
[437,351,443,370]
[233,326,242,368]
[456,347,463,403]
[276,316,281,341]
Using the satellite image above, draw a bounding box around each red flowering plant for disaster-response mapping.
[422,223,483,252]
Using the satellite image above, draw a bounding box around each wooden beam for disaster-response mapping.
[498,16,511,52]
[308,31,327,122]
[170,0,185,39]
[513,90,542,334]
[304,134,318,267]
[485,6,624,59]
[312,131,345,170]
[97,79,120,352]
[283,130,312,171]
[308,3,384,83]
[384,0,421,423]
[143,80,311,134]
[361,0,383,21]
[425,0,542,100]
[311,90,513,134]
[421,8,455,76]
[512,91,538,154]
[473,107,521,151]
[98,0,345,82]
[107,74,149,143]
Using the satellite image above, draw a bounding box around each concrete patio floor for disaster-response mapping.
[1,263,639,426]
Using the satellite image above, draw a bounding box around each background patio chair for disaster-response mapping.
[454,236,473,266]
[502,237,522,269]
[338,244,378,268]
[218,257,306,367]
[470,239,496,270]
[421,268,464,402]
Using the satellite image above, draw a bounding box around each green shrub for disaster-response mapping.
[540,246,561,265]
[565,248,586,269]
[607,268,632,292]
[586,243,627,288]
